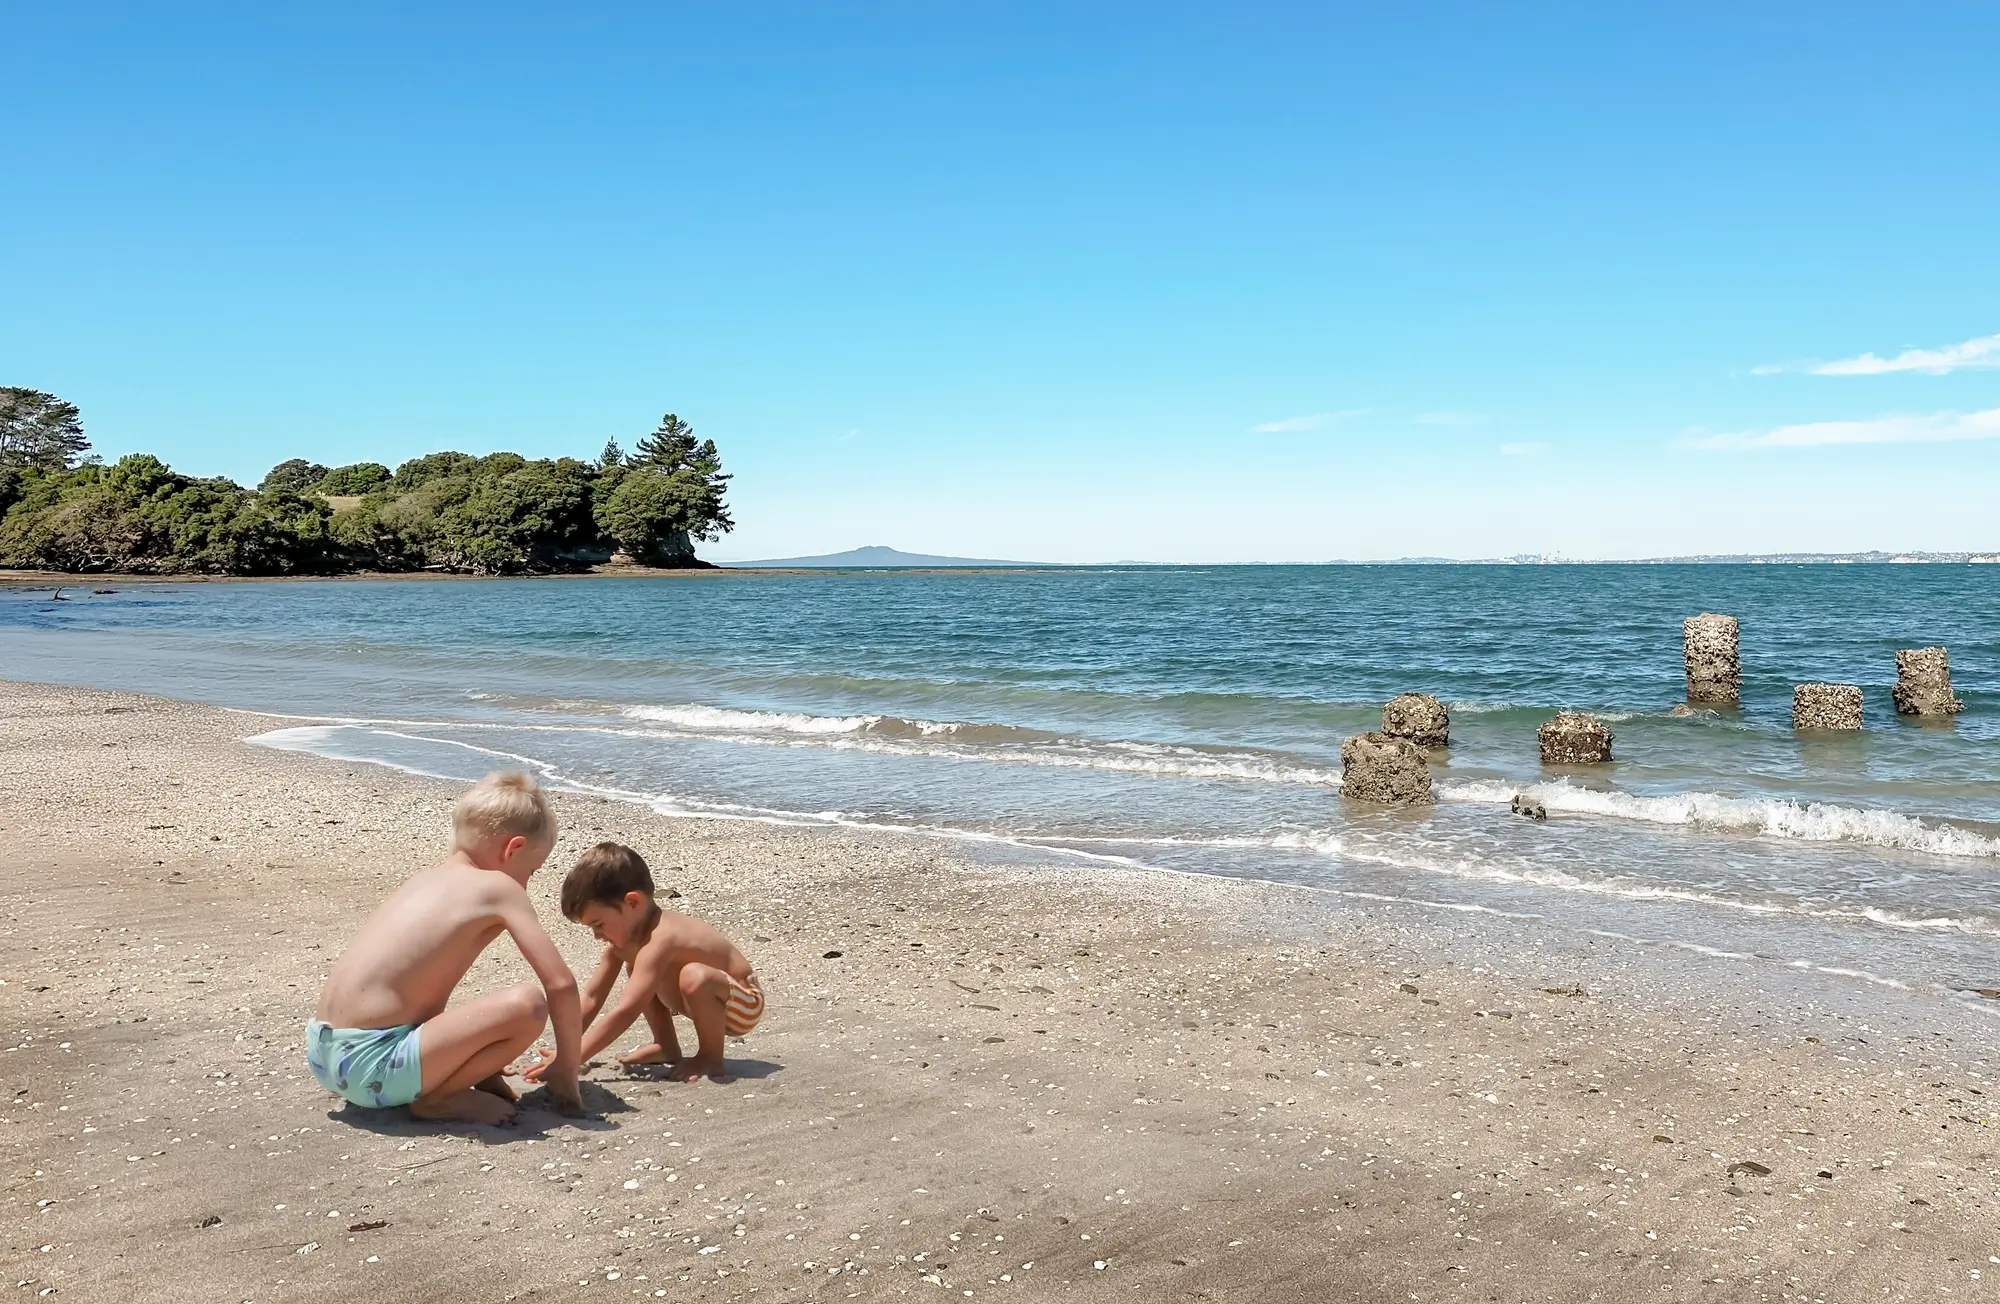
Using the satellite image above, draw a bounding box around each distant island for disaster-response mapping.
[0,389,732,576]
[726,545,1055,569]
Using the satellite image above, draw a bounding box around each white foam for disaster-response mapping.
[244,724,342,750]
[1250,827,2000,937]
[1439,777,2000,859]
[1587,930,1914,990]
[1444,701,1524,715]
[623,704,878,734]
[818,734,1345,787]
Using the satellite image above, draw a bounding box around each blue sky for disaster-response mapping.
[4,4,1998,561]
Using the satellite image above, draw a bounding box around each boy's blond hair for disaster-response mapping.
[453,771,555,848]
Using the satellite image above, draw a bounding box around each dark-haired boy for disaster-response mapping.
[526,842,763,1083]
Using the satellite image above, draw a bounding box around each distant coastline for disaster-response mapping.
[726,544,2000,568]
[8,549,1999,588]
[1332,549,2000,565]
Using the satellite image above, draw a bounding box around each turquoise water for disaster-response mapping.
[5,565,1996,1006]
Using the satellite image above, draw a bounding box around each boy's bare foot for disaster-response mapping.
[474,1072,519,1103]
[410,1088,518,1126]
[666,1057,727,1083]
[617,1042,682,1067]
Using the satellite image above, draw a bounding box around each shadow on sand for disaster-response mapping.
[326,1079,637,1142]
[611,1056,783,1084]
[325,1062,784,1140]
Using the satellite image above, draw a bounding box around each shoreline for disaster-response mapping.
[1,681,1993,1301]
[0,566,749,588]
[0,565,1103,588]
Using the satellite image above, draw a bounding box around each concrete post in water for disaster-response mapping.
[1381,693,1449,747]
[1793,683,1863,730]
[1893,648,1964,717]
[1538,712,1612,764]
[1683,613,1741,705]
[1340,732,1434,806]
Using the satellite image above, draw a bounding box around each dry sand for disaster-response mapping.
[0,681,1993,1302]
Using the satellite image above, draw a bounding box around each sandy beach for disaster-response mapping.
[0,680,1993,1303]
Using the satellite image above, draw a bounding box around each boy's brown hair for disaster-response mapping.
[561,842,655,919]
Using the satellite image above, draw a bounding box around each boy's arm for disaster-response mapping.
[579,946,621,1032]
[495,888,583,1111]
[575,943,672,1065]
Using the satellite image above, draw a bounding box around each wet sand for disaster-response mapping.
[0,681,1993,1302]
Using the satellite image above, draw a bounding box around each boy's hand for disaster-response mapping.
[544,1066,584,1118]
[519,1049,585,1116]
[520,1046,558,1083]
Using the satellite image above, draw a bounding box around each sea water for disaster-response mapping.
[5,565,1996,1009]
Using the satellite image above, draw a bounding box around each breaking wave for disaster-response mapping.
[624,703,880,734]
[1439,776,2000,859]
[618,702,1344,786]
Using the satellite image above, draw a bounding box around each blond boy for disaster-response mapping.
[526,842,763,1083]
[308,772,583,1124]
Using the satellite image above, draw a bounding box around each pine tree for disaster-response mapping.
[633,414,728,487]
[634,414,699,469]
[593,412,734,562]
[0,388,92,472]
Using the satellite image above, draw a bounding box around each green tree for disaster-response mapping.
[1,421,733,575]
[635,413,700,470]
[327,489,419,571]
[195,488,335,574]
[616,412,733,552]
[0,388,92,472]
[392,451,477,491]
[0,453,340,576]
[4,490,137,572]
[316,461,392,496]
[596,465,726,565]
[258,458,328,495]
[598,439,624,469]
[432,459,599,573]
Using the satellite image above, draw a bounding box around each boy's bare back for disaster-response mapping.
[316,856,530,1030]
[630,910,754,993]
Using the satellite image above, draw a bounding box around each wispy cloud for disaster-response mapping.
[1684,405,2000,450]
[1251,410,1362,433]
[1499,441,1548,456]
[1758,331,2000,377]
[1415,410,1486,426]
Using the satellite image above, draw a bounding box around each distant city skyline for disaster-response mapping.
[725,545,2000,568]
[4,6,1997,562]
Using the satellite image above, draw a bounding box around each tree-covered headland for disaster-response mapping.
[0,389,732,575]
